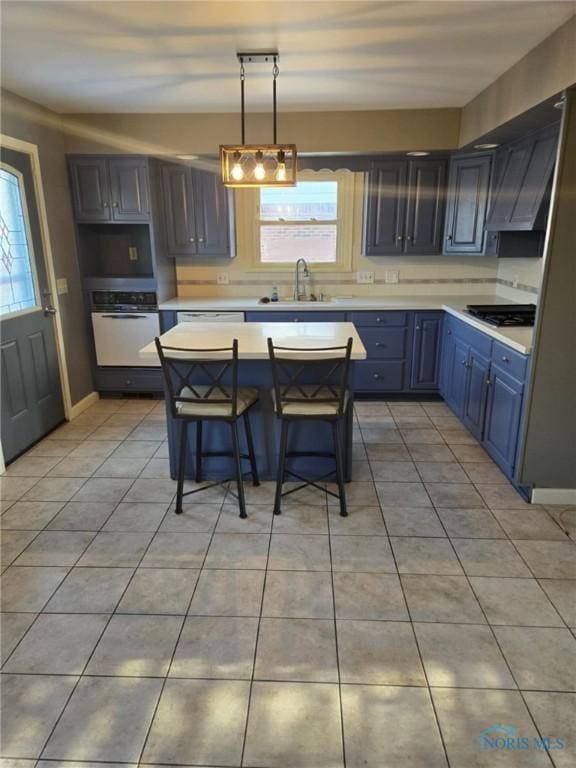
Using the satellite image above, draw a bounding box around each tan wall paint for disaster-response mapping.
[63,108,461,155]
[1,88,94,405]
[460,14,576,146]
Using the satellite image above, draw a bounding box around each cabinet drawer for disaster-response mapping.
[245,311,345,323]
[354,361,405,391]
[446,314,492,357]
[356,327,408,359]
[94,367,163,392]
[350,311,408,327]
[491,342,528,382]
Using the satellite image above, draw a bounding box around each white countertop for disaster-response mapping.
[158,295,534,354]
[139,322,367,362]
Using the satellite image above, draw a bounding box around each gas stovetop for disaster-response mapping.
[466,304,536,327]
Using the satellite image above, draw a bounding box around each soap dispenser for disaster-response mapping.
[271,284,279,302]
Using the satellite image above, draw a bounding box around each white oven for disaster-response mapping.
[92,312,160,367]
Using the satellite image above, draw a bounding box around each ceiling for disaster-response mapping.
[1,1,574,113]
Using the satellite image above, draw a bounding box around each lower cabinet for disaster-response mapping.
[93,367,163,393]
[410,312,443,390]
[439,313,529,482]
[483,363,525,477]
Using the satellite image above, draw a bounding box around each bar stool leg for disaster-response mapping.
[243,411,260,487]
[175,421,188,515]
[230,421,247,519]
[332,420,348,517]
[274,420,289,515]
[195,421,203,483]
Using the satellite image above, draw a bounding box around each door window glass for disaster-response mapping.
[0,166,39,316]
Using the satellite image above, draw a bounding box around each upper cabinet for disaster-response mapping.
[160,163,233,258]
[444,152,493,254]
[68,156,150,223]
[363,157,447,255]
[485,122,559,232]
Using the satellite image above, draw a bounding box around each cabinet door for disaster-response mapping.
[444,337,469,418]
[462,347,490,440]
[161,164,197,255]
[69,157,111,221]
[193,170,231,256]
[109,157,150,221]
[483,364,524,478]
[405,159,447,255]
[410,312,443,390]
[444,154,492,254]
[363,160,407,255]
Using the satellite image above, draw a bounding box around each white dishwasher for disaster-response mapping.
[176,311,245,324]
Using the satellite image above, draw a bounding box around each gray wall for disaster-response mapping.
[1,88,93,405]
[519,87,576,489]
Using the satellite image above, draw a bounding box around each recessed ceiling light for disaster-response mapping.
[406,151,430,157]
[473,143,500,149]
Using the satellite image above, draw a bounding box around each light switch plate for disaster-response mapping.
[356,271,374,284]
[384,270,399,284]
[216,272,229,285]
[56,278,68,295]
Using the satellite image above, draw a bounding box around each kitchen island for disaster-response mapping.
[140,321,367,482]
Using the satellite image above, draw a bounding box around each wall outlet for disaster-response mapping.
[356,271,374,284]
[216,272,229,285]
[128,247,138,261]
[385,270,399,284]
[56,278,68,295]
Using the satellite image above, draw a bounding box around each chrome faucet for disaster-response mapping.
[294,257,310,301]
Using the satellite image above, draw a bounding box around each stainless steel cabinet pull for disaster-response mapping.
[189,237,196,243]
[375,342,386,347]
[293,318,299,322]
[446,235,453,241]
[112,202,119,207]
[43,306,57,316]
[103,201,109,207]
[447,329,452,335]
[376,317,382,322]
[405,235,412,241]
[415,326,421,331]
[373,373,380,379]
[501,356,509,362]
[396,235,403,241]
[198,237,205,243]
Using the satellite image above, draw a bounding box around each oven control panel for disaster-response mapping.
[92,291,157,312]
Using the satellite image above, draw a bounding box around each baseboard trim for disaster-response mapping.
[531,488,576,505]
[68,391,100,420]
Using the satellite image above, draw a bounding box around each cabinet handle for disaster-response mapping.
[198,237,205,243]
[486,378,492,386]
[293,318,299,322]
[501,356,509,362]
[396,235,403,241]
[189,237,196,243]
[103,201,109,207]
[376,317,383,323]
[447,329,452,335]
[415,326,421,331]
[446,235,453,241]
[112,202,119,207]
[375,342,386,348]
[373,373,380,380]
[405,235,412,241]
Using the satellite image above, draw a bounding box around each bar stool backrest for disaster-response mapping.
[267,337,353,417]
[155,337,239,419]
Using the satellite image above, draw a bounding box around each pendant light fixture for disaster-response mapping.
[220,52,297,187]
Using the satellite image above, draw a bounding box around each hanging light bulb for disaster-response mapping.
[276,149,287,182]
[254,151,266,181]
[231,151,244,181]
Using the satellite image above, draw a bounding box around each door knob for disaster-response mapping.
[43,306,57,316]
[189,237,196,243]
[198,237,205,243]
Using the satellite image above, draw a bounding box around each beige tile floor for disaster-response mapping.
[1,397,575,767]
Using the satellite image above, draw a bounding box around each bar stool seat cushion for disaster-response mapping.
[176,386,258,417]
[271,386,350,416]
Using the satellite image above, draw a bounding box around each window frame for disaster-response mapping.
[236,169,355,272]
[0,162,41,319]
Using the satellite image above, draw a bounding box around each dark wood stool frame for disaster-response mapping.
[268,337,353,517]
[155,337,260,518]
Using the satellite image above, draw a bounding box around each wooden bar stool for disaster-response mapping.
[267,337,353,517]
[155,338,259,518]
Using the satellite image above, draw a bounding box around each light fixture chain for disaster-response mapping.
[272,56,278,144]
[239,57,246,144]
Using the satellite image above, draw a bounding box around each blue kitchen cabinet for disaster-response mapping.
[462,346,490,440]
[439,323,468,417]
[443,152,493,254]
[483,363,525,477]
[245,311,346,323]
[410,311,443,390]
[68,156,150,223]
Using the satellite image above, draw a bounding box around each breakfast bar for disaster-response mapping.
[140,321,367,482]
